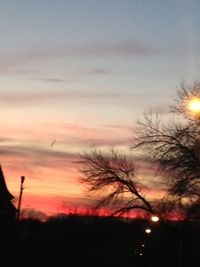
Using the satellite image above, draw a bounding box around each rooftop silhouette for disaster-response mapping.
[0,164,17,220]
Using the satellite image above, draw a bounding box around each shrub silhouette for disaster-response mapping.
[0,214,199,267]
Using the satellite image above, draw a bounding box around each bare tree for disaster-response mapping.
[80,82,200,220]
[80,149,154,216]
[132,82,200,207]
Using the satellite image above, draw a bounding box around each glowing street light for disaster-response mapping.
[188,98,200,114]
[145,228,151,234]
[151,215,160,223]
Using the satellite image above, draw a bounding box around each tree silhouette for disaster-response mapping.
[80,82,200,220]
[132,82,200,214]
[80,149,154,216]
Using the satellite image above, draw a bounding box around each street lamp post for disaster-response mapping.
[16,176,25,220]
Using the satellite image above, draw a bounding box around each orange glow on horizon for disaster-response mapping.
[10,191,187,222]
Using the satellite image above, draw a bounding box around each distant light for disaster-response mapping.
[188,99,200,113]
[139,253,143,256]
[151,215,159,222]
[141,244,145,247]
[145,228,151,234]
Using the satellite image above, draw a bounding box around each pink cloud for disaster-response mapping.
[0,120,132,148]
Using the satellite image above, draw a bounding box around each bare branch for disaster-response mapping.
[79,148,154,215]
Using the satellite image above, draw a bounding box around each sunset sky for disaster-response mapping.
[1,1,200,216]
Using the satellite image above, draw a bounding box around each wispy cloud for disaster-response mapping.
[63,41,161,57]
[0,121,129,149]
[0,143,79,181]
[83,68,111,75]
[0,143,76,159]
[39,121,132,148]
[146,106,170,115]
[0,91,67,106]
[32,77,72,83]
[0,40,162,75]
[0,90,168,108]
[104,123,132,131]
[0,120,132,170]
[0,119,132,148]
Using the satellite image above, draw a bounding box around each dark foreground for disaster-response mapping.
[0,215,199,267]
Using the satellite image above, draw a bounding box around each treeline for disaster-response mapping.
[0,215,199,267]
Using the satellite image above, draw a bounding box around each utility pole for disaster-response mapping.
[16,176,25,220]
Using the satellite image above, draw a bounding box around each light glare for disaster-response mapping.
[145,228,151,234]
[151,215,159,222]
[188,99,200,113]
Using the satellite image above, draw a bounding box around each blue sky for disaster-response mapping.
[1,1,199,94]
[0,0,199,215]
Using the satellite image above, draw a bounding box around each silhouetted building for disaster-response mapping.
[0,165,17,220]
